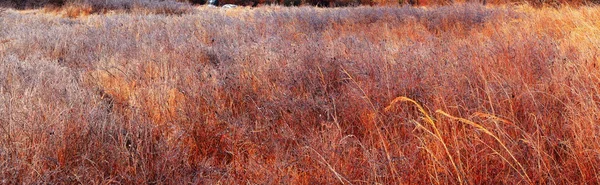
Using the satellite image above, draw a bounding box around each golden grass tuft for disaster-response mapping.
[85,69,135,105]
[64,4,92,18]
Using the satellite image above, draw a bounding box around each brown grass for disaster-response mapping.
[2,3,600,184]
[63,4,93,18]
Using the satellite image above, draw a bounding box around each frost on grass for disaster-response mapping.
[1,3,600,184]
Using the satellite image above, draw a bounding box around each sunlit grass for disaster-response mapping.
[1,3,600,184]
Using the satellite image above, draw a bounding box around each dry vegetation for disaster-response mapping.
[2,2,600,184]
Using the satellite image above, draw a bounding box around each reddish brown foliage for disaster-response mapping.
[1,3,600,184]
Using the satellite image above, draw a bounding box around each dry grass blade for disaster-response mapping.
[306,146,353,185]
[473,112,514,125]
[342,68,401,182]
[385,96,464,184]
[436,110,532,184]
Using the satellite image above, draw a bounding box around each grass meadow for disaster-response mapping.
[2,1,600,184]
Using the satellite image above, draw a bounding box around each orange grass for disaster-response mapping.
[1,3,600,184]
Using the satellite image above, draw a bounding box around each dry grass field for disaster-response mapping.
[2,1,600,184]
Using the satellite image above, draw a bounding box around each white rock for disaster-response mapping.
[222,4,238,9]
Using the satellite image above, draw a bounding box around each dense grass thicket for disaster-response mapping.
[2,0,600,8]
[2,3,600,184]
